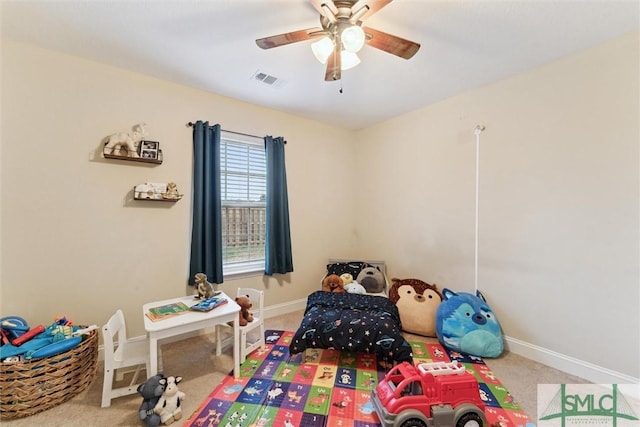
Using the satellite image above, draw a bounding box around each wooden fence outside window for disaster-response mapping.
[222,205,266,263]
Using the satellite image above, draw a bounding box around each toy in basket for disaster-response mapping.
[0,316,98,420]
[0,316,97,361]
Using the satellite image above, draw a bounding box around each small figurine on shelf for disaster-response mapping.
[162,182,182,200]
[103,122,147,158]
[135,182,167,200]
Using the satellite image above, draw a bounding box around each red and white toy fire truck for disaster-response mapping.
[371,361,487,427]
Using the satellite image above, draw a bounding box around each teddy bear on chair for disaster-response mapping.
[235,295,254,326]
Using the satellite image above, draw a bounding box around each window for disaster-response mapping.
[220,132,266,276]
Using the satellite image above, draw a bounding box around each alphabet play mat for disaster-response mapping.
[183,330,533,427]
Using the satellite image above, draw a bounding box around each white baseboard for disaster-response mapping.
[505,335,639,384]
[263,297,307,319]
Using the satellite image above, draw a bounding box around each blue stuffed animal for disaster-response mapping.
[436,289,504,358]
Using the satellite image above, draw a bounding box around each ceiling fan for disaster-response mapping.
[255,0,420,82]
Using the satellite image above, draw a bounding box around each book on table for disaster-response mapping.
[146,301,190,322]
[190,297,228,312]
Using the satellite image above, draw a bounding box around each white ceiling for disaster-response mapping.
[2,0,638,130]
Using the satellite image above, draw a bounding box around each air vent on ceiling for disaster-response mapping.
[251,70,286,88]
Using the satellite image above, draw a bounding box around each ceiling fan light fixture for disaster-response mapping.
[311,36,335,64]
[340,50,360,70]
[340,24,365,53]
[257,0,420,83]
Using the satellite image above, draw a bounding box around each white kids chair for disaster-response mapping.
[215,288,265,362]
[101,309,156,407]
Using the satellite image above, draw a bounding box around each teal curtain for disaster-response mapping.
[264,136,293,275]
[189,121,223,285]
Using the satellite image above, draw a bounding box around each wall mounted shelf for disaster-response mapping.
[133,185,182,202]
[103,143,163,164]
[133,195,181,202]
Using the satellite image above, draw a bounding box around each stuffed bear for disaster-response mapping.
[235,295,254,327]
[322,274,346,293]
[389,278,442,337]
[154,376,186,425]
[356,267,385,294]
[137,373,166,427]
[193,273,214,299]
[436,289,504,358]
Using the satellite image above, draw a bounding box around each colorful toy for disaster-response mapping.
[322,274,345,293]
[28,336,82,359]
[371,361,486,427]
[138,373,166,427]
[389,278,442,337]
[1,316,29,339]
[54,315,73,326]
[235,295,254,326]
[51,324,74,341]
[436,288,504,358]
[154,376,185,425]
[12,324,45,346]
[0,316,91,361]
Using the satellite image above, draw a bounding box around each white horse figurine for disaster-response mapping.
[104,123,147,157]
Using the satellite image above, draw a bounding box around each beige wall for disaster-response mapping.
[1,39,357,338]
[354,32,639,379]
[2,32,638,380]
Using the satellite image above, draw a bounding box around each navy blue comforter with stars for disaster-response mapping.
[290,291,413,365]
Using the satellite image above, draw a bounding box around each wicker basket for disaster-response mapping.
[0,330,98,420]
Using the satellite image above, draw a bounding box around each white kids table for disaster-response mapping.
[142,293,241,378]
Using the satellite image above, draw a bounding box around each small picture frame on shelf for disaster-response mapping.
[139,140,159,160]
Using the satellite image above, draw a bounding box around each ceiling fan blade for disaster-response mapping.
[363,26,420,59]
[350,0,393,22]
[324,45,342,81]
[256,27,324,49]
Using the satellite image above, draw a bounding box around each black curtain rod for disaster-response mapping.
[186,122,274,141]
